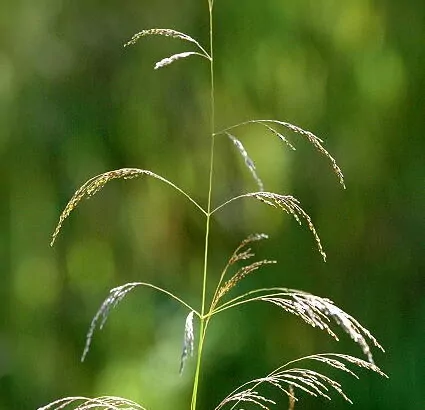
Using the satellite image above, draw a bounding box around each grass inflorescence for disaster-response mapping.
[40,1,385,410]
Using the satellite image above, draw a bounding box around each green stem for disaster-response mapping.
[191,3,215,410]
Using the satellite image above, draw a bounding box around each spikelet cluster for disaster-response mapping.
[216,260,276,303]
[252,193,326,261]
[212,234,273,307]
[125,29,203,49]
[81,283,139,362]
[228,233,269,264]
[268,120,345,188]
[155,51,205,69]
[179,311,195,374]
[217,287,384,364]
[215,119,345,189]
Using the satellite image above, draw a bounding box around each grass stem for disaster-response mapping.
[190,3,215,410]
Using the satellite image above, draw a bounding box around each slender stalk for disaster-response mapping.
[122,282,201,317]
[191,2,215,410]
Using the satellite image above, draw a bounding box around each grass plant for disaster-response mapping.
[39,2,386,409]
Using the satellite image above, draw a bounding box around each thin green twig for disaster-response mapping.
[128,282,201,317]
[190,2,215,410]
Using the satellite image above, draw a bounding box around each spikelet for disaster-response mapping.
[179,311,195,374]
[226,132,264,191]
[37,396,146,410]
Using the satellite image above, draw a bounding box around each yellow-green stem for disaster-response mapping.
[190,3,215,410]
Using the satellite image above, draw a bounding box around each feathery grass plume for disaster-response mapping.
[124,29,211,59]
[51,168,206,246]
[155,51,209,70]
[81,282,199,362]
[215,353,386,410]
[180,311,195,374]
[226,132,264,191]
[45,2,385,409]
[37,396,146,410]
[211,287,384,363]
[215,119,345,188]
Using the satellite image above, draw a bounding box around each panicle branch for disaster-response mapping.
[51,168,206,246]
[210,233,271,311]
[81,282,199,362]
[212,193,326,261]
[215,353,386,410]
[124,28,211,70]
[215,119,345,188]
[211,287,384,363]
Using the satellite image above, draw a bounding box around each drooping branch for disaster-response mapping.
[210,233,273,312]
[81,282,200,362]
[51,168,206,246]
[215,353,386,410]
[124,28,211,70]
[215,119,345,188]
[212,192,326,261]
[210,287,384,363]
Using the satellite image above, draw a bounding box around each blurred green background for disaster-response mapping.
[1,0,424,409]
